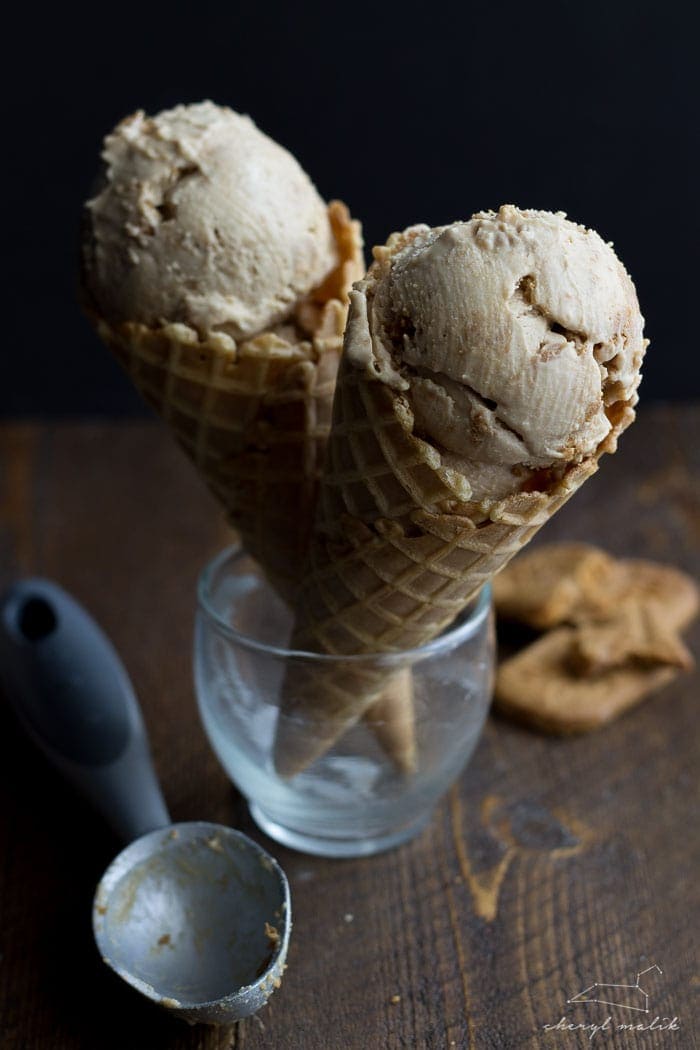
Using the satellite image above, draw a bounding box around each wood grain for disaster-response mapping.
[0,406,697,1049]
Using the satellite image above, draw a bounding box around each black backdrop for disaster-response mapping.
[5,0,698,413]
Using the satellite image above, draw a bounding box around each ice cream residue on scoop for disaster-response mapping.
[82,101,338,340]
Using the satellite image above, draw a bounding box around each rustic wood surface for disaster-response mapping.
[0,405,698,1050]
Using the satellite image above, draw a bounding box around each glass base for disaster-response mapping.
[248,802,433,858]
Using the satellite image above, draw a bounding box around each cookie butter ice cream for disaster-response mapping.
[78,98,364,601]
[82,101,338,338]
[272,206,647,775]
[362,205,646,504]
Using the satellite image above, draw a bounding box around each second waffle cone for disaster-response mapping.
[273,283,638,776]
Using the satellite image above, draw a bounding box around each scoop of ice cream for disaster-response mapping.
[82,101,338,339]
[356,205,646,501]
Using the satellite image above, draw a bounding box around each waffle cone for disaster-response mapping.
[89,201,362,601]
[274,333,637,776]
[363,667,416,774]
[85,202,417,769]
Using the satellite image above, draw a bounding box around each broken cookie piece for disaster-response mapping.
[492,543,616,628]
[570,603,694,677]
[494,543,698,733]
[494,543,699,630]
[494,627,680,733]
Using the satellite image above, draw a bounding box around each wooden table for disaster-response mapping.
[0,406,698,1049]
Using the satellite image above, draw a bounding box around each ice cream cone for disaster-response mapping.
[80,103,420,771]
[274,210,645,776]
[274,354,629,776]
[88,201,361,601]
[84,192,415,768]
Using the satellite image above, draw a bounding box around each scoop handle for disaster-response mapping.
[0,578,170,843]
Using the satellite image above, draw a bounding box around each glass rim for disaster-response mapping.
[197,545,492,664]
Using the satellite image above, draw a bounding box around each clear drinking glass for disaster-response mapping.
[195,547,494,858]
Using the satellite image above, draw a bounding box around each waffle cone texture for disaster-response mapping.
[274,234,641,776]
[87,202,363,600]
[84,201,417,770]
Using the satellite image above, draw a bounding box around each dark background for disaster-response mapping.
[5,0,698,414]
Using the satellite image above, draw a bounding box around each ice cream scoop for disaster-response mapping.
[364,205,645,504]
[82,100,338,339]
[274,205,647,775]
[0,579,291,1024]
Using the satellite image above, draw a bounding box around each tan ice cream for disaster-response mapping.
[82,100,338,338]
[362,205,645,503]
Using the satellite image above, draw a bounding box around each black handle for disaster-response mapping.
[0,579,170,843]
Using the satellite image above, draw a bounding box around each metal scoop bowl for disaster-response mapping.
[0,579,291,1026]
[94,821,290,1024]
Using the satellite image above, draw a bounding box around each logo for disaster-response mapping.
[568,964,662,1014]
[541,962,681,1041]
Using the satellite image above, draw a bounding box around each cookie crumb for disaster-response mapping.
[265,922,280,943]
